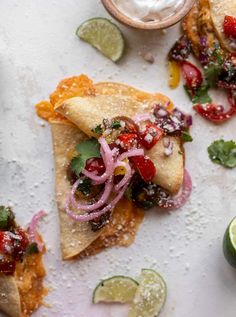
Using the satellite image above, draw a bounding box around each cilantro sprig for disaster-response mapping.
[111,120,121,129]
[204,63,222,88]
[208,140,236,168]
[0,206,14,230]
[184,84,212,104]
[71,138,101,177]
[181,131,193,143]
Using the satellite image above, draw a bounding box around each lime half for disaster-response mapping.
[76,18,125,62]
[128,269,167,317]
[93,276,138,304]
[223,217,236,268]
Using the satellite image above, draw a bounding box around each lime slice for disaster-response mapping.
[128,269,167,317]
[223,217,236,268]
[76,18,125,62]
[93,276,138,304]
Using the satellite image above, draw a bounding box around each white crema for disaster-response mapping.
[112,0,185,21]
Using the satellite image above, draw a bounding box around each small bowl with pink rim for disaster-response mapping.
[101,0,196,30]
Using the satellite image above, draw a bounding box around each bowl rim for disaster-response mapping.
[101,0,196,30]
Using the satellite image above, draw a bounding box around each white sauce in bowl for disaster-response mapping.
[112,0,185,22]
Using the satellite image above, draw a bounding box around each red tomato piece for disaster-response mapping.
[117,133,139,150]
[139,123,163,150]
[223,16,236,39]
[131,156,156,182]
[193,93,236,123]
[0,231,13,255]
[85,158,106,175]
[181,61,203,90]
[12,228,29,260]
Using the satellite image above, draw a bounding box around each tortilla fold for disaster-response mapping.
[51,121,104,260]
[0,274,21,317]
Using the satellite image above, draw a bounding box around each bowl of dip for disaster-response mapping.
[101,0,195,30]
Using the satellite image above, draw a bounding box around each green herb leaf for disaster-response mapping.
[0,206,14,230]
[26,242,39,255]
[212,43,224,64]
[92,124,102,135]
[111,120,121,129]
[192,84,212,104]
[183,85,193,100]
[208,140,236,168]
[204,63,222,87]
[71,157,83,177]
[71,138,101,177]
[181,131,193,143]
[77,178,92,196]
[184,84,212,104]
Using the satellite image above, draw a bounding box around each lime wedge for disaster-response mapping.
[76,18,125,62]
[93,276,138,304]
[128,269,167,317]
[223,217,236,268]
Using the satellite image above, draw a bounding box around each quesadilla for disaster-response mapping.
[0,206,47,317]
[36,75,192,260]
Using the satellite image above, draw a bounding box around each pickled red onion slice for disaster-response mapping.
[82,137,115,184]
[118,148,144,162]
[65,181,129,222]
[114,161,132,192]
[28,210,47,252]
[70,176,113,212]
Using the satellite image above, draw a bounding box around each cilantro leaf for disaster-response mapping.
[71,138,101,177]
[92,124,102,135]
[192,84,212,104]
[212,43,224,64]
[111,120,121,129]
[184,84,212,104]
[26,242,39,255]
[181,131,193,143]
[71,157,83,177]
[0,206,14,230]
[204,63,222,87]
[208,140,236,168]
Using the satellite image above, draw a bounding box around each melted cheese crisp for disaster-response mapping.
[112,0,185,21]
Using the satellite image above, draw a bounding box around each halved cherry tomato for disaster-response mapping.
[223,16,236,39]
[139,123,163,150]
[117,133,139,150]
[131,156,156,183]
[193,93,236,123]
[180,61,203,90]
[85,158,106,175]
[0,231,13,255]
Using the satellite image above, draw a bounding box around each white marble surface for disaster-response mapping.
[0,1,236,316]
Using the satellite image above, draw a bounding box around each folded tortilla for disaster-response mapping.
[209,0,236,53]
[51,81,184,260]
[0,274,21,317]
[51,121,104,260]
[56,94,184,194]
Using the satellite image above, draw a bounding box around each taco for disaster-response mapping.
[182,0,236,55]
[36,75,192,260]
[0,207,47,317]
[209,0,236,53]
